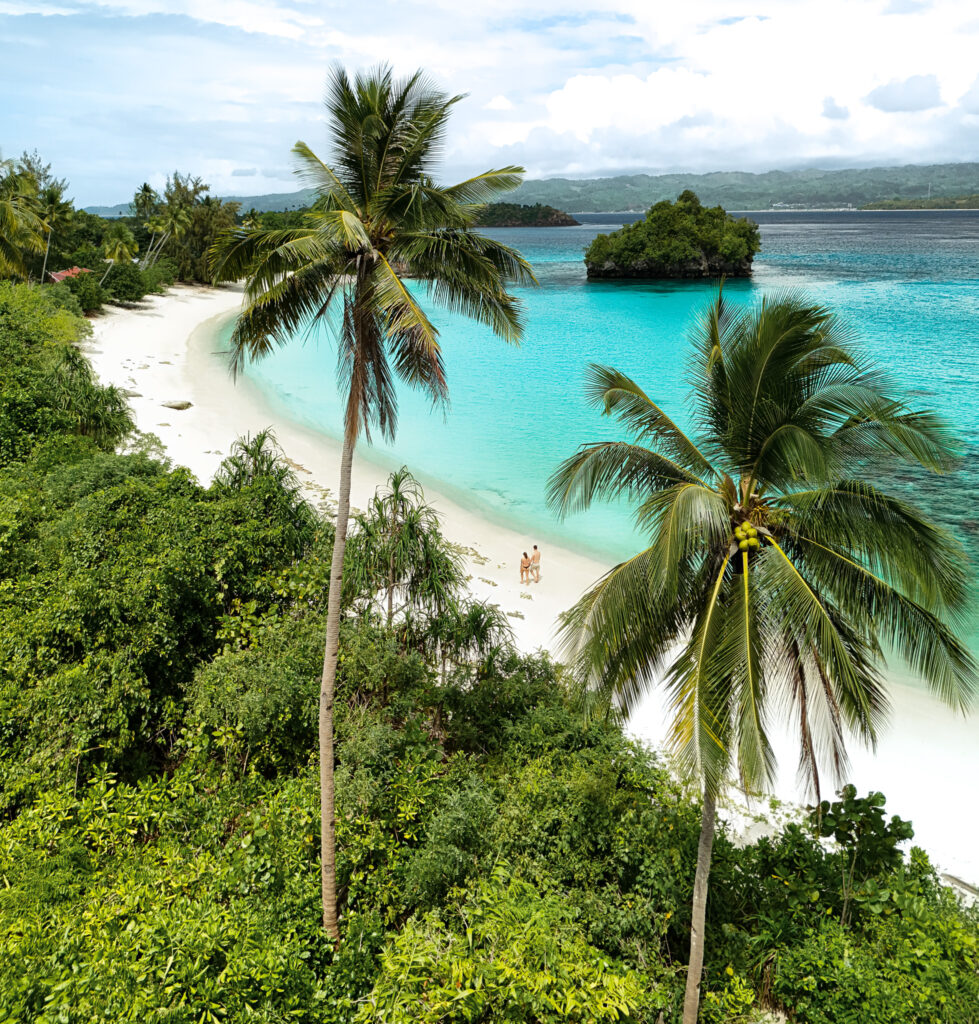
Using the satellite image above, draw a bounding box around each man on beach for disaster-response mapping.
[530,544,541,583]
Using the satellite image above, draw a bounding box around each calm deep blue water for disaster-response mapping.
[234,211,979,640]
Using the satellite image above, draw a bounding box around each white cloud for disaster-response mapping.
[958,74,979,113]
[2,0,979,203]
[866,74,943,112]
[822,97,849,120]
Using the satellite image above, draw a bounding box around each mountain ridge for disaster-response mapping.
[84,161,979,217]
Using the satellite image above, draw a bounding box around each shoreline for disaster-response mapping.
[85,284,611,655]
[85,284,979,887]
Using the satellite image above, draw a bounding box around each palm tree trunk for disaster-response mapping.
[140,234,155,270]
[99,262,113,286]
[40,232,51,284]
[318,403,358,940]
[682,787,717,1024]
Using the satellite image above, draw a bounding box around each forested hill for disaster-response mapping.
[475,202,579,226]
[862,193,979,210]
[84,162,979,217]
[505,162,979,211]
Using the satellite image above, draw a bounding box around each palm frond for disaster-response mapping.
[582,364,717,479]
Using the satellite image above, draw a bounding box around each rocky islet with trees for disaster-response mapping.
[584,190,761,279]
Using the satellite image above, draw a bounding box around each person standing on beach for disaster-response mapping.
[530,544,541,583]
[520,551,531,584]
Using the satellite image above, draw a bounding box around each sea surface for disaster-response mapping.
[236,211,979,647]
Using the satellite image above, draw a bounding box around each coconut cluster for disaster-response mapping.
[735,523,760,551]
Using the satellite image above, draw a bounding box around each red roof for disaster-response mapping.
[48,266,92,284]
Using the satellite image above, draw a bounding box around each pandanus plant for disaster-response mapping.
[549,289,975,1023]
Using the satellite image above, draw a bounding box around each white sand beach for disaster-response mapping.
[84,284,607,656]
[86,284,979,886]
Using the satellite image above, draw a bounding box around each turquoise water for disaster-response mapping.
[236,211,979,639]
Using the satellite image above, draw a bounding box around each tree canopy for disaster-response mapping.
[584,191,761,279]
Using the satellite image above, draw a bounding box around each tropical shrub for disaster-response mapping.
[63,267,106,313]
[102,259,146,303]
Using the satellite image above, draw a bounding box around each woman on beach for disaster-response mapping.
[520,551,531,584]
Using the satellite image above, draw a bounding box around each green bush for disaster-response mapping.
[63,268,106,313]
[141,256,177,294]
[360,868,650,1023]
[103,260,146,303]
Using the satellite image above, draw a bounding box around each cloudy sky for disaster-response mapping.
[2,0,978,205]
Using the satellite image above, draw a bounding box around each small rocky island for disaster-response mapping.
[584,191,760,279]
[476,202,580,227]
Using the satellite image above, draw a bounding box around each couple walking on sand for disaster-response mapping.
[520,545,541,584]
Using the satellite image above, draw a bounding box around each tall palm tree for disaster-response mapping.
[132,182,159,221]
[0,158,44,279]
[37,183,74,284]
[99,223,138,285]
[209,64,535,938]
[548,290,974,1024]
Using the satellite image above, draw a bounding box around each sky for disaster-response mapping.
[2,0,978,205]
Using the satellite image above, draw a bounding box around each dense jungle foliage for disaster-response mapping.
[0,151,242,299]
[584,191,761,278]
[0,281,977,1022]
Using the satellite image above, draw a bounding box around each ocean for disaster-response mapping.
[236,211,979,646]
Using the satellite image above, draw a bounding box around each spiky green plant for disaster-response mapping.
[209,64,535,937]
[548,289,975,1024]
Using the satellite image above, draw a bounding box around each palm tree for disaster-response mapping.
[99,223,138,285]
[548,290,975,1024]
[37,183,73,284]
[209,64,535,938]
[132,182,159,221]
[0,158,44,279]
[141,204,190,269]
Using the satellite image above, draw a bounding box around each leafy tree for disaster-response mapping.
[210,63,535,937]
[548,290,975,1023]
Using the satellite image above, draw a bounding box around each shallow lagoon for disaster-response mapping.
[240,211,979,643]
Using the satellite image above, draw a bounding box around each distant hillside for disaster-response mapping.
[85,162,979,217]
[86,189,317,218]
[505,163,979,212]
[861,193,979,210]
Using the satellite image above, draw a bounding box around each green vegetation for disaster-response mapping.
[584,191,760,279]
[0,150,236,296]
[549,290,976,1022]
[474,202,579,227]
[1,278,977,1021]
[210,64,535,937]
[862,194,979,210]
